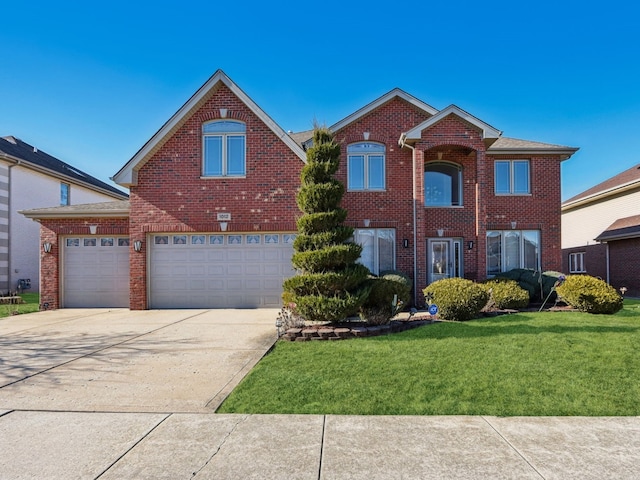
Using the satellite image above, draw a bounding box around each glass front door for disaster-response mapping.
[427,238,462,284]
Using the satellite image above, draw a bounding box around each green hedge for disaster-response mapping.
[360,272,412,325]
[482,278,530,310]
[423,278,489,321]
[555,275,623,314]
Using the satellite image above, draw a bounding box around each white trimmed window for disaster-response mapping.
[347,143,385,191]
[495,160,530,194]
[487,230,540,276]
[354,228,395,274]
[202,120,246,177]
[60,182,70,205]
[425,162,462,206]
[569,252,586,273]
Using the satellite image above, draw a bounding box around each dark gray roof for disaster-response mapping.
[0,136,128,199]
[564,163,640,206]
[595,214,640,242]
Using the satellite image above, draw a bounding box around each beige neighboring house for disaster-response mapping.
[1,135,128,293]
[561,163,640,297]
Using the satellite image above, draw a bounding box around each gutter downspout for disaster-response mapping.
[605,242,610,285]
[399,134,418,306]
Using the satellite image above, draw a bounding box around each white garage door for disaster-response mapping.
[63,236,130,308]
[149,233,296,309]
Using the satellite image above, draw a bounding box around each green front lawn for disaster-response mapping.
[218,299,640,416]
[0,293,40,318]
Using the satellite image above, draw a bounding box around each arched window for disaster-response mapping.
[347,142,385,191]
[424,162,462,206]
[202,120,246,177]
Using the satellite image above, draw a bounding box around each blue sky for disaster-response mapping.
[1,0,638,201]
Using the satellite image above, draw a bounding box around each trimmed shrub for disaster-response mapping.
[283,127,369,323]
[482,278,530,310]
[292,290,370,323]
[555,275,623,314]
[360,273,412,325]
[423,278,489,321]
[283,265,370,296]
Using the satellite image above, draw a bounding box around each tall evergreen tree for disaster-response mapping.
[283,127,370,323]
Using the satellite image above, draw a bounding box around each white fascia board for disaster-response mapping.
[112,70,306,187]
[20,209,130,220]
[403,105,502,142]
[329,88,438,133]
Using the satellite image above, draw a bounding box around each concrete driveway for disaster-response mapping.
[0,308,278,413]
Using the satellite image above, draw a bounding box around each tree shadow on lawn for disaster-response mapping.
[379,313,640,341]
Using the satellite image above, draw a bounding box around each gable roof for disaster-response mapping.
[487,137,579,158]
[595,214,640,242]
[400,104,502,146]
[563,163,640,209]
[329,88,438,134]
[112,70,307,187]
[0,136,128,199]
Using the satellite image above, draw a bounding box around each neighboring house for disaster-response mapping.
[0,136,128,293]
[562,163,640,297]
[21,70,578,310]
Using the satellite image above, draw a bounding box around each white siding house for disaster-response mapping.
[1,136,128,293]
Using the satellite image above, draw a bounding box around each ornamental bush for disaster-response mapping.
[555,275,623,314]
[482,278,530,310]
[423,278,489,321]
[282,127,370,323]
[360,272,412,325]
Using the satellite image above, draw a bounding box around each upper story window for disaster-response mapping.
[347,142,385,191]
[425,162,462,206]
[202,120,246,177]
[60,182,70,205]
[495,160,530,195]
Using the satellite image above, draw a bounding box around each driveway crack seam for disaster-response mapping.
[94,413,172,479]
[0,310,212,389]
[481,416,546,479]
[191,414,249,478]
[318,415,326,480]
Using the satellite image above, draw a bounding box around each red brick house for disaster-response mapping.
[22,70,578,310]
[562,163,640,297]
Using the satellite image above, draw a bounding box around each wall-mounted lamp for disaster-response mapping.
[133,240,143,252]
[363,219,370,227]
[219,222,228,232]
[403,239,409,249]
[43,241,52,253]
[89,225,98,235]
[511,221,517,230]
[437,229,444,237]
[467,240,474,250]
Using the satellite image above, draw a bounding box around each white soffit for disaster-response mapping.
[112,70,307,187]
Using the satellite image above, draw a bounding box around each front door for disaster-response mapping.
[427,238,462,284]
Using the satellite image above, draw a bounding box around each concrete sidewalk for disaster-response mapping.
[1,412,639,479]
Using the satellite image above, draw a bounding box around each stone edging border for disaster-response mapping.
[281,316,434,341]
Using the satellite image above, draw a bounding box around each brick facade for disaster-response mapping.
[32,71,574,310]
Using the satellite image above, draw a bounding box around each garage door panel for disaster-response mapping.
[63,238,130,308]
[149,233,295,308]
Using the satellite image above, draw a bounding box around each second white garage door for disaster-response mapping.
[149,233,296,308]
